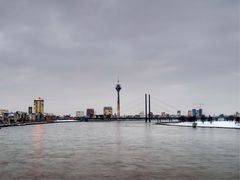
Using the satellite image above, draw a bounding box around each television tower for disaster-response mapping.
[115,79,122,118]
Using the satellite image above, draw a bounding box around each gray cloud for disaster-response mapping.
[0,0,239,115]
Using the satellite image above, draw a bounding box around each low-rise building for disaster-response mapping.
[0,109,9,116]
[76,111,84,117]
[139,111,145,118]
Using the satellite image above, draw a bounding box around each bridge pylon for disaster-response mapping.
[145,94,151,123]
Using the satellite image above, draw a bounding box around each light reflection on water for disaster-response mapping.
[0,121,239,180]
[32,125,44,180]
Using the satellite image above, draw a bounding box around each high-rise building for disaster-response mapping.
[192,109,197,117]
[198,109,203,117]
[115,80,122,118]
[34,97,44,113]
[86,109,94,118]
[103,107,113,118]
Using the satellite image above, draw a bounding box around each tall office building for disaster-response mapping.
[198,109,203,117]
[86,109,94,118]
[192,109,197,117]
[34,97,44,113]
[103,107,113,118]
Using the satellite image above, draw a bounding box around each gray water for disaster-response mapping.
[0,121,239,180]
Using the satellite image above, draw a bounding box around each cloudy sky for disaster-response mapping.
[0,0,239,116]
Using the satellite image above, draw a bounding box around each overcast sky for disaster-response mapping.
[0,0,239,116]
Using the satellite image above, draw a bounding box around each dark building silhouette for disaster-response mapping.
[28,107,33,114]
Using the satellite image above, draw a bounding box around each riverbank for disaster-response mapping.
[0,119,142,128]
[0,121,50,128]
[156,121,240,129]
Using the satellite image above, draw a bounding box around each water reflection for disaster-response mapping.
[32,125,44,179]
[116,121,122,145]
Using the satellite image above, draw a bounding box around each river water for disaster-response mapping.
[0,121,239,180]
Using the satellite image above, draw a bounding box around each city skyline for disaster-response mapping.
[0,0,239,115]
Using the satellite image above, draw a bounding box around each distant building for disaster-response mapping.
[76,111,84,117]
[86,109,95,118]
[103,107,113,118]
[192,109,197,117]
[236,112,240,117]
[139,111,145,118]
[28,107,33,114]
[218,114,225,121]
[177,110,181,116]
[188,110,192,117]
[29,114,36,121]
[0,109,8,116]
[0,109,8,123]
[34,97,44,113]
[198,109,203,117]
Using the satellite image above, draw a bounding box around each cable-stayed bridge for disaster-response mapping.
[85,94,181,123]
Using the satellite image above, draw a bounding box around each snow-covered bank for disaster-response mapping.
[161,121,240,129]
[54,120,78,123]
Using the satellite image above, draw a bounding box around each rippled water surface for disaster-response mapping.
[0,121,239,180]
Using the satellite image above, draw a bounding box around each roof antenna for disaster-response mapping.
[117,75,120,83]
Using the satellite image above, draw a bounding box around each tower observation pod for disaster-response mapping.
[115,80,121,118]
